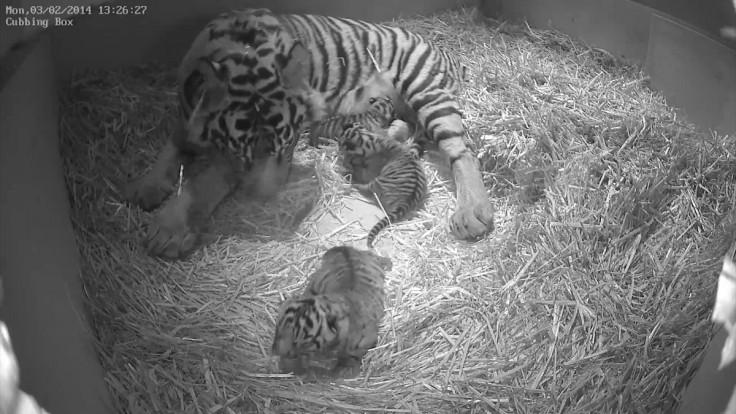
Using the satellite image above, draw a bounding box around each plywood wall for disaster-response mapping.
[485,0,736,138]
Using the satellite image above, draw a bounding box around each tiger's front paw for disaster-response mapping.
[124,173,175,212]
[278,356,307,376]
[144,192,203,259]
[450,198,495,241]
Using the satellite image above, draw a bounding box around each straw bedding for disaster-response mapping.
[59,7,736,414]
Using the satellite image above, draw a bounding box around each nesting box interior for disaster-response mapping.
[1,1,735,413]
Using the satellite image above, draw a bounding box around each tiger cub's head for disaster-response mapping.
[337,122,371,153]
[367,96,396,120]
[271,295,348,359]
[339,121,368,138]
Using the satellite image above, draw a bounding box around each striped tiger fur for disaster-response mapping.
[184,49,326,168]
[340,115,413,185]
[129,7,492,259]
[329,71,416,139]
[178,8,467,165]
[339,123,428,247]
[332,72,404,116]
[307,96,396,148]
[272,246,392,378]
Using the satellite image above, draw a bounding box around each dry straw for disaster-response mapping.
[59,7,736,414]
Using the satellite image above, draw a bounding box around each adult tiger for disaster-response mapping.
[125,8,495,258]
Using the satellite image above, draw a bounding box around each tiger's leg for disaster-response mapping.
[124,122,187,211]
[332,320,379,378]
[144,153,239,258]
[415,93,495,240]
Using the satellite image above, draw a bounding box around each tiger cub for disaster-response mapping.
[272,246,392,378]
[332,71,417,137]
[339,122,428,247]
[308,96,408,148]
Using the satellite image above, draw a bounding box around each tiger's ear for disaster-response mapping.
[281,42,310,90]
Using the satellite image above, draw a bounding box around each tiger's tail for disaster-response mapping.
[366,177,425,247]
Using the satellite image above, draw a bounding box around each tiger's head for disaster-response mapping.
[183,52,263,155]
[367,96,396,120]
[182,44,326,166]
[271,294,348,359]
[337,121,369,152]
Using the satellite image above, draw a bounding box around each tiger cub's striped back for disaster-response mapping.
[272,246,392,378]
[308,96,396,148]
[340,123,428,247]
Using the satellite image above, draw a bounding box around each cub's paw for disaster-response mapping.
[277,356,307,376]
[307,134,321,148]
[309,136,335,148]
[124,174,175,212]
[331,353,364,379]
[352,183,372,194]
[331,361,362,379]
[144,193,203,259]
[450,199,495,241]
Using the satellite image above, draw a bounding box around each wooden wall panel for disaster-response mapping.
[0,35,116,414]
[50,0,473,76]
[491,0,736,137]
[645,14,736,137]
